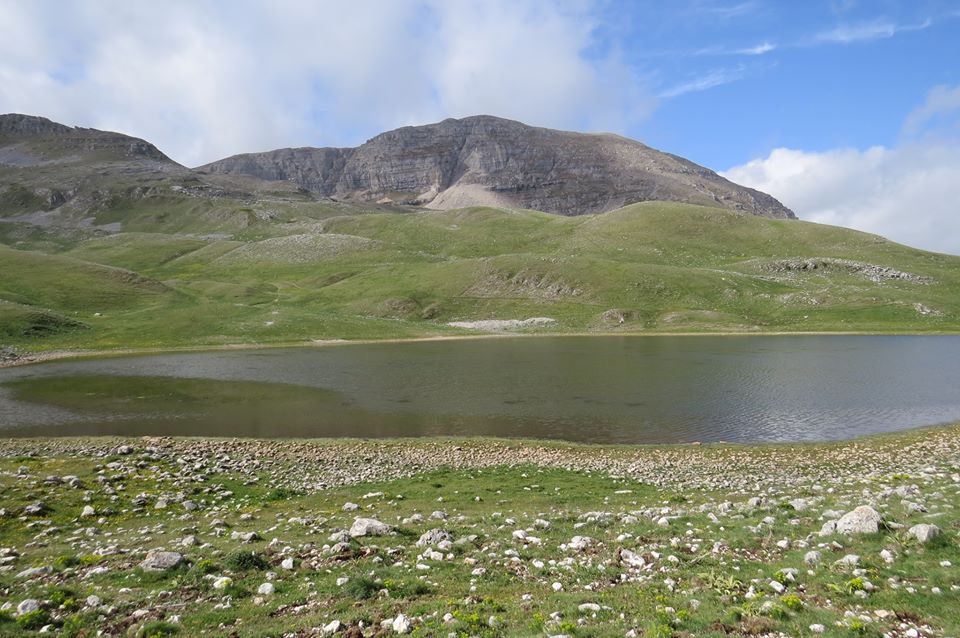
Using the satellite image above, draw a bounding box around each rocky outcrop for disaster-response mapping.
[0,113,176,166]
[199,115,795,219]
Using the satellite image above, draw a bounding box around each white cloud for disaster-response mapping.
[814,17,932,44]
[723,84,960,256]
[0,0,654,166]
[738,42,776,55]
[903,84,960,136]
[657,65,746,98]
[723,146,960,256]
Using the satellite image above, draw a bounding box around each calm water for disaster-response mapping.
[1,336,959,444]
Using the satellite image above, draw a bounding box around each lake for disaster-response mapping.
[1,335,959,444]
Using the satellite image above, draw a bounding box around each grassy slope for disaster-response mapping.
[1,199,959,351]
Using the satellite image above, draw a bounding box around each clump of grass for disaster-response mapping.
[780,593,804,611]
[192,559,220,575]
[263,487,301,502]
[16,609,51,630]
[344,576,381,600]
[225,550,268,571]
[135,620,179,637]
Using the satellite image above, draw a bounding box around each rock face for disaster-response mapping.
[199,115,795,218]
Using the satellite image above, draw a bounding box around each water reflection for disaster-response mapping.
[0,335,958,443]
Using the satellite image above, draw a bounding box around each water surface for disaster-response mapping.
[1,336,959,444]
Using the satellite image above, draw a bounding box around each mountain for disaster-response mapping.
[199,115,795,218]
[0,113,176,167]
[3,113,957,352]
[0,114,324,238]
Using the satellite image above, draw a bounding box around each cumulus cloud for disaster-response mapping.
[722,86,960,256]
[0,0,654,166]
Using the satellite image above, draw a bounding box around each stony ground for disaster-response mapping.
[0,427,958,637]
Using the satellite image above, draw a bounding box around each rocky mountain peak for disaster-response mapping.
[200,115,795,219]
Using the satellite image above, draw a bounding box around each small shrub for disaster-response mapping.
[16,609,51,630]
[136,620,179,637]
[54,555,82,570]
[780,593,804,611]
[847,577,866,592]
[192,559,220,575]
[263,487,300,502]
[225,551,268,571]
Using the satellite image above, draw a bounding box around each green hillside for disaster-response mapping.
[1,201,959,352]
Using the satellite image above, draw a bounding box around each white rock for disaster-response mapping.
[804,550,822,565]
[835,506,882,535]
[322,620,342,635]
[81,505,96,517]
[342,502,359,511]
[257,582,275,595]
[908,523,941,544]
[213,576,232,589]
[619,548,646,568]
[810,624,826,633]
[139,550,184,572]
[350,517,393,537]
[417,529,452,547]
[392,613,411,634]
[281,557,295,570]
[17,599,39,615]
[567,536,593,551]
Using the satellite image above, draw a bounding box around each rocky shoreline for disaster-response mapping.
[0,428,957,637]
[2,425,959,493]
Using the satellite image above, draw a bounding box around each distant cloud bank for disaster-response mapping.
[723,85,960,256]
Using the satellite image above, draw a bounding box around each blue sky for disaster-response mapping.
[1,0,959,253]
[618,0,960,169]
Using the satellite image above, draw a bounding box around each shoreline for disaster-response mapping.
[3,329,960,369]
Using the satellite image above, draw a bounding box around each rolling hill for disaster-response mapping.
[0,113,957,353]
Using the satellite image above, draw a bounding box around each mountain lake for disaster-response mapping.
[1,335,959,444]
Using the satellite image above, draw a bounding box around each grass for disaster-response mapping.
[0,428,957,636]
[0,199,959,354]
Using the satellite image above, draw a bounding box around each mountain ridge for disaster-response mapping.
[0,113,176,166]
[198,115,795,219]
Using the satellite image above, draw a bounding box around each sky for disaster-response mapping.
[1,0,958,254]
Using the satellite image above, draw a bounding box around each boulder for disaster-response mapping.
[349,517,393,538]
[416,529,452,547]
[835,506,882,535]
[139,550,184,572]
[908,523,940,544]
